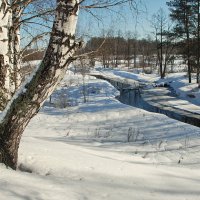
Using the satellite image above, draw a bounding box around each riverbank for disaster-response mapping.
[90,69,200,127]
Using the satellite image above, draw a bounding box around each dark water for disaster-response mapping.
[116,88,161,113]
[117,89,142,108]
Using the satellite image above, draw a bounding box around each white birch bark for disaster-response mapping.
[0,0,13,109]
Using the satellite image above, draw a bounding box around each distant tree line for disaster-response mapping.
[80,35,158,71]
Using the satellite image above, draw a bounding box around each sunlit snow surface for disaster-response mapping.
[1,70,200,200]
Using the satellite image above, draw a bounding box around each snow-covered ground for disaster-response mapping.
[163,73,200,106]
[1,71,200,200]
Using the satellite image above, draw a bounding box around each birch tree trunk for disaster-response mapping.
[0,0,13,110]
[0,0,80,170]
[10,5,21,93]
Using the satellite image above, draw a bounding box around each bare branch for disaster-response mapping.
[20,32,49,57]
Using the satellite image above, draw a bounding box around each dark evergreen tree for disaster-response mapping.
[167,0,195,83]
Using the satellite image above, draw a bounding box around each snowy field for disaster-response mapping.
[1,71,200,200]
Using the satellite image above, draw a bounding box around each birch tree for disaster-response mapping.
[0,0,55,110]
[0,0,80,170]
[0,0,136,170]
[0,0,34,109]
[0,0,30,106]
[0,0,13,110]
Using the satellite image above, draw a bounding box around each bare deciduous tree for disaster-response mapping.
[152,9,175,78]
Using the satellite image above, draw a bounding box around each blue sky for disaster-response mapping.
[129,0,170,38]
[77,0,169,39]
[144,0,169,14]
